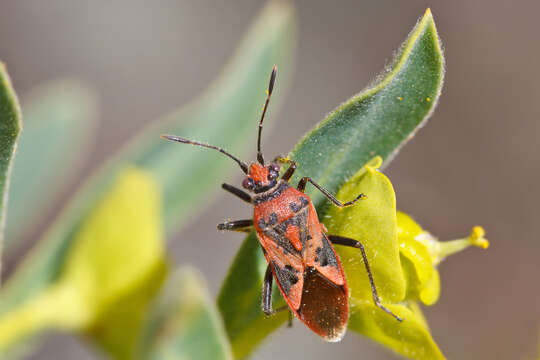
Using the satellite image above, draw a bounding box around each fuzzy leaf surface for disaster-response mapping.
[0,63,21,277]
[0,168,165,355]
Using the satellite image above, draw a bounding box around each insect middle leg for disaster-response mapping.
[328,235,403,322]
[217,219,253,233]
[297,177,366,207]
[262,264,294,327]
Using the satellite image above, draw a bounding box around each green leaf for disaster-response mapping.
[59,167,165,325]
[5,80,98,254]
[0,0,296,328]
[0,63,22,278]
[0,167,165,353]
[218,9,444,358]
[349,301,444,360]
[326,157,405,304]
[289,8,444,211]
[139,267,233,360]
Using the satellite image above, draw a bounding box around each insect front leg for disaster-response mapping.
[222,183,252,203]
[328,235,403,322]
[262,264,293,326]
[297,177,366,207]
[273,156,297,182]
[217,219,253,233]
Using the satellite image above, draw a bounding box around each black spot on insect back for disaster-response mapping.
[289,197,310,213]
[272,261,299,295]
[290,201,302,212]
[315,234,338,268]
[268,212,278,225]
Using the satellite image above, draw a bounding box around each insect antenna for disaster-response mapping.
[161,135,249,174]
[257,65,277,165]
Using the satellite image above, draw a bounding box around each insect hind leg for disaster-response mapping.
[297,177,366,207]
[328,235,403,322]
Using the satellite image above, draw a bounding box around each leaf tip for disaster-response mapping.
[366,156,383,170]
[416,8,439,37]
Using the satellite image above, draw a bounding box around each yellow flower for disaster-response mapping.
[397,211,489,305]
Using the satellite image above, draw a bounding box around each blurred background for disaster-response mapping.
[1,0,539,359]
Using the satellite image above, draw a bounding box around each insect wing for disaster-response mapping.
[260,233,304,310]
[297,267,349,341]
[258,216,350,342]
[304,206,346,287]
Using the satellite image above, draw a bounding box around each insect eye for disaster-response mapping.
[270,163,280,172]
[242,178,255,189]
[268,170,278,180]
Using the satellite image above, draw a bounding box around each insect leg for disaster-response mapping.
[287,308,294,328]
[328,235,403,322]
[297,177,366,207]
[274,156,297,182]
[222,183,252,203]
[281,162,297,182]
[262,264,291,317]
[217,219,253,233]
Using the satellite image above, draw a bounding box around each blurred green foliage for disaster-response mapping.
[5,80,99,254]
[0,168,165,351]
[139,268,233,360]
[0,0,295,349]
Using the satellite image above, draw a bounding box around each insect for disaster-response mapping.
[162,65,402,341]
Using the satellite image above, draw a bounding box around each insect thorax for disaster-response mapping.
[252,180,290,205]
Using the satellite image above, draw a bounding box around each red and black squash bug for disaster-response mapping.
[162,66,402,341]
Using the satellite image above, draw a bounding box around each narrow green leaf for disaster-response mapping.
[290,8,444,210]
[0,0,296,325]
[139,267,233,360]
[218,9,444,358]
[0,63,22,278]
[5,79,98,253]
